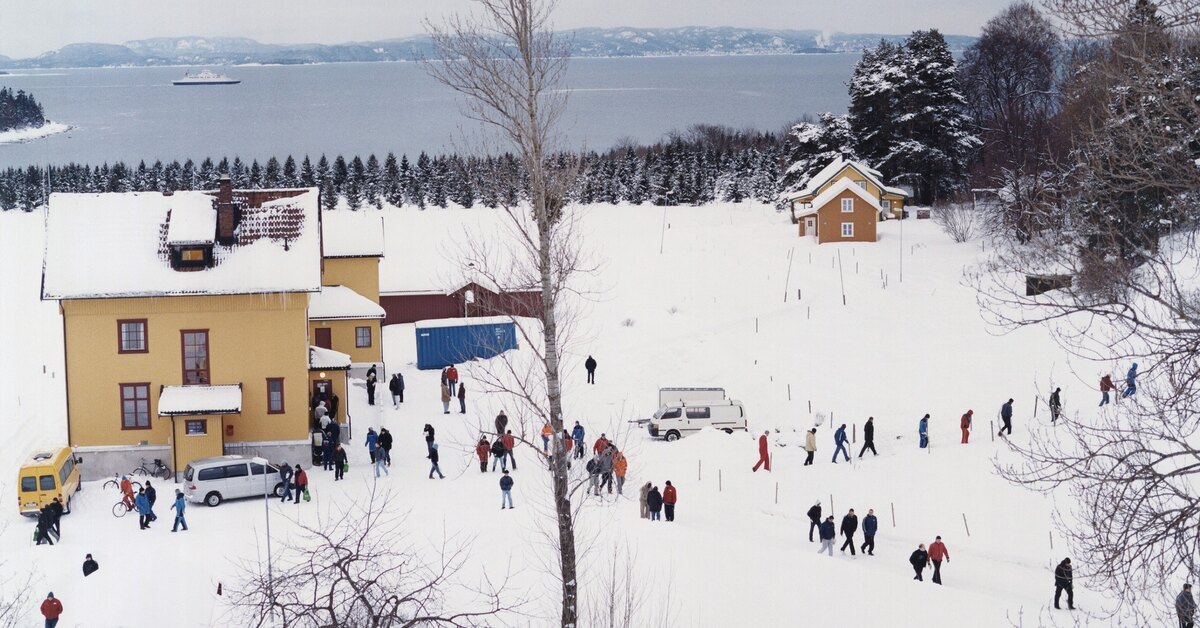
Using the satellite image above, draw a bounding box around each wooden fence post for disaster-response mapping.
[719,469,723,492]
[891,502,896,527]
[775,482,779,505]
[698,459,701,481]
[962,513,971,536]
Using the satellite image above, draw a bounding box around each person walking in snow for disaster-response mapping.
[390,372,405,406]
[40,591,63,628]
[458,382,467,414]
[832,424,850,463]
[1123,363,1139,398]
[910,544,930,581]
[378,428,393,466]
[598,446,615,494]
[1054,557,1074,610]
[499,469,515,509]
[1099,374,1115,407]
[640,482,652,519]
[476,438,491,473]
[446,364,459,396]
[839,508,859,556]
[135,487,152,530]
[440,383,452,414]
[541,422,553,452]
[646,485,663,521]
[861,509,878,556]
[1049,388,1063,423]
[428,443,445,479]
[333,444,347,481]
[593,433,610,456]
[365,427,378,464]
[571,421,586,459]
[279,460,294,502]
[366,366,377,406]
[48,497,64,539]
[171,489,188,532]
[502,430,518,470]
[753,430,771,472]
[294,465,308,501]
[999,399,1014,436]
[859,417,877,457]
[807,501,822,542]
[322,431,334,471]
[1178,583,1196,628]
[663,481,677,522]
[144,481,157,523]
[491,437,508,472]
[613,449,628,495]
[423,424,435,458]
[587,454,601,495]
[314,400,329,426]
[928,536,950,584]
[919,414,930,449]
[960,410,973,444]
[496,411,510,436]
[35,507,54,545]
[804,428,817,465]
[585,355,597,384]
[818,516,836,556]
[82,554,99,576]
[374,446,389,478]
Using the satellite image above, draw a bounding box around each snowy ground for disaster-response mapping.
[0,121,70,145]
[0,203,1112,627]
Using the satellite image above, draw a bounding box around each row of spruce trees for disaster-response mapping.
[0,29,975,211]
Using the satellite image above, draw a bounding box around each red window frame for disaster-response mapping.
[119,382,151,430]
[267,378,285,414]
[180,329,210,385]
[117,319,148,354]
[355,326,372,348]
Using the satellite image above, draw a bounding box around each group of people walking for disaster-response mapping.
[585,434,629,497]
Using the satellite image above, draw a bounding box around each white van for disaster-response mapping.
[182,455,285,507]
[648,400,747,441]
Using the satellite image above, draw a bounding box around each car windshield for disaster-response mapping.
[656,408,682,420]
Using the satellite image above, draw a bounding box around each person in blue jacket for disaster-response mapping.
[135,488,152,530]
[817,516,836,556]
[500,469,514,509]
[861,508,878,556]
[919,414,930,448]
[831,424,850,463]
[571,421,586,460]
[365,427,379,464]
[171,489,188,532]
[1123,363,1138,398]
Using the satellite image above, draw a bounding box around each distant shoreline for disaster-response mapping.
[0,122,71,145]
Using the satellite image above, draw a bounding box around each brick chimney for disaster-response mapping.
[216,175,238,245]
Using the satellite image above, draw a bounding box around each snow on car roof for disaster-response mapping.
[42,189,321,300]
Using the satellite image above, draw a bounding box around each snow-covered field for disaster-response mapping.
[0,121,70,145]
[0,203,1105,627]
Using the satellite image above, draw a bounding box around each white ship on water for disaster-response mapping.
[172,70,241,86]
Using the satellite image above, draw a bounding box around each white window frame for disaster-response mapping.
[841,222,855,238]
[856,180,868,190]
[841,198,854,213]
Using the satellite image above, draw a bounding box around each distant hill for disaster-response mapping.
[2,28,976,68]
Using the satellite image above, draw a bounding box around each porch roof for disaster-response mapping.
[158,384,243,416]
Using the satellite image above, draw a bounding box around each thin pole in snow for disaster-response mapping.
[962,513,971,536]
[852,423,856,444]
[837,250,846,306]
[900,210,904,283]
[830,494,835,517]
[756,318,759,333]
[1034,395,1038,418]
[698,459,701,482]
[990,421,995,442]
[1049,531,1054,550]
[891,502,896,527]
[775,482,779,505]
[808,400,812,414]
[719,469,722,492]
[658,205,668,254]
[788,384,792,401]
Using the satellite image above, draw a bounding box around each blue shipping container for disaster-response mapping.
[414,317,519,370]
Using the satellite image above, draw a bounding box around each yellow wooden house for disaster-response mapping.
[41,179,384,480]
[784,157,910,224]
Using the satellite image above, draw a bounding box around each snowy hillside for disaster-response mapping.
[0,203,1109,627]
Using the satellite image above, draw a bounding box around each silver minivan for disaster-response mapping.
[182,455,285,507]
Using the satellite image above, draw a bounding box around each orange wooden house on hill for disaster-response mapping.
[783,157,910,244]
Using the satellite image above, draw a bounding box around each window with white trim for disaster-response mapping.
[841,222,855,238]
[856,180,868,190]
[841,198,854,213]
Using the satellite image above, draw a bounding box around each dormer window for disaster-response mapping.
[169,244,213,271]
[181,248,205,262]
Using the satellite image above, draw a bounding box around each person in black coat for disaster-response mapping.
[490,438,508,472]
[858,417,877,457]
[48,497,64,539]
[646,486,663,521]
[910,544,929,580]
[82,554,99,577]
[322,431,335,470]
[389,374,404,407]
[1054,558,1074,610]
[999,398,1014,436]
[333,444,347,481]
[35,507,54,545]
[585,355,597,384]
[145,481,157,508]
[495,411,509,436]
[423,424,435,458]
[861,509,878,556]
[366,366,378,406]
[839,509,859,556]
[1050,388,1062,423]
[806,501,822,542]
[378,428,394,466]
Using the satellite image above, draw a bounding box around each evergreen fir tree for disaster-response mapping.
[282,155,298,187]
[848,40,906,172]
[778,113,855,194]
[364,154,383,209]
[249,159,264,189]
[300,156,315,187]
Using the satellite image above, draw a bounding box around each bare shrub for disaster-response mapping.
[932,203,983,243]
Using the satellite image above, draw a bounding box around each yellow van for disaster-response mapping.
[17,448,81,517]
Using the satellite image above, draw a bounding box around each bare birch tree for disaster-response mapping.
[423,2,583,625]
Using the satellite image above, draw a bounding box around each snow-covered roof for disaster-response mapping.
[322,210,384,258]
[158,384,242,416]
[794,178,883,217]
[308,285,386,320]
[309,345,351,370]
[164,195,217,245]
[42,189,322,300]
[786,157,910,201]
[414,316,515,329]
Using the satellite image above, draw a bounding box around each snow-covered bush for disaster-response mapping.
[932,204,982,243]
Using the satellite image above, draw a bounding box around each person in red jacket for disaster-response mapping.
[501,431,518,470]
[475,438,491,473]
[928,536,950,584]
[446,365,459,395]
[752,431,771,472]
[1099,374,1115,406]
[960,410,973,444]
[662,481,678,522]
[593,434,609,456]
[41,591,63,628]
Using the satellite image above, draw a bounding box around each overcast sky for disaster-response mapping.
[0,0,1015,58]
